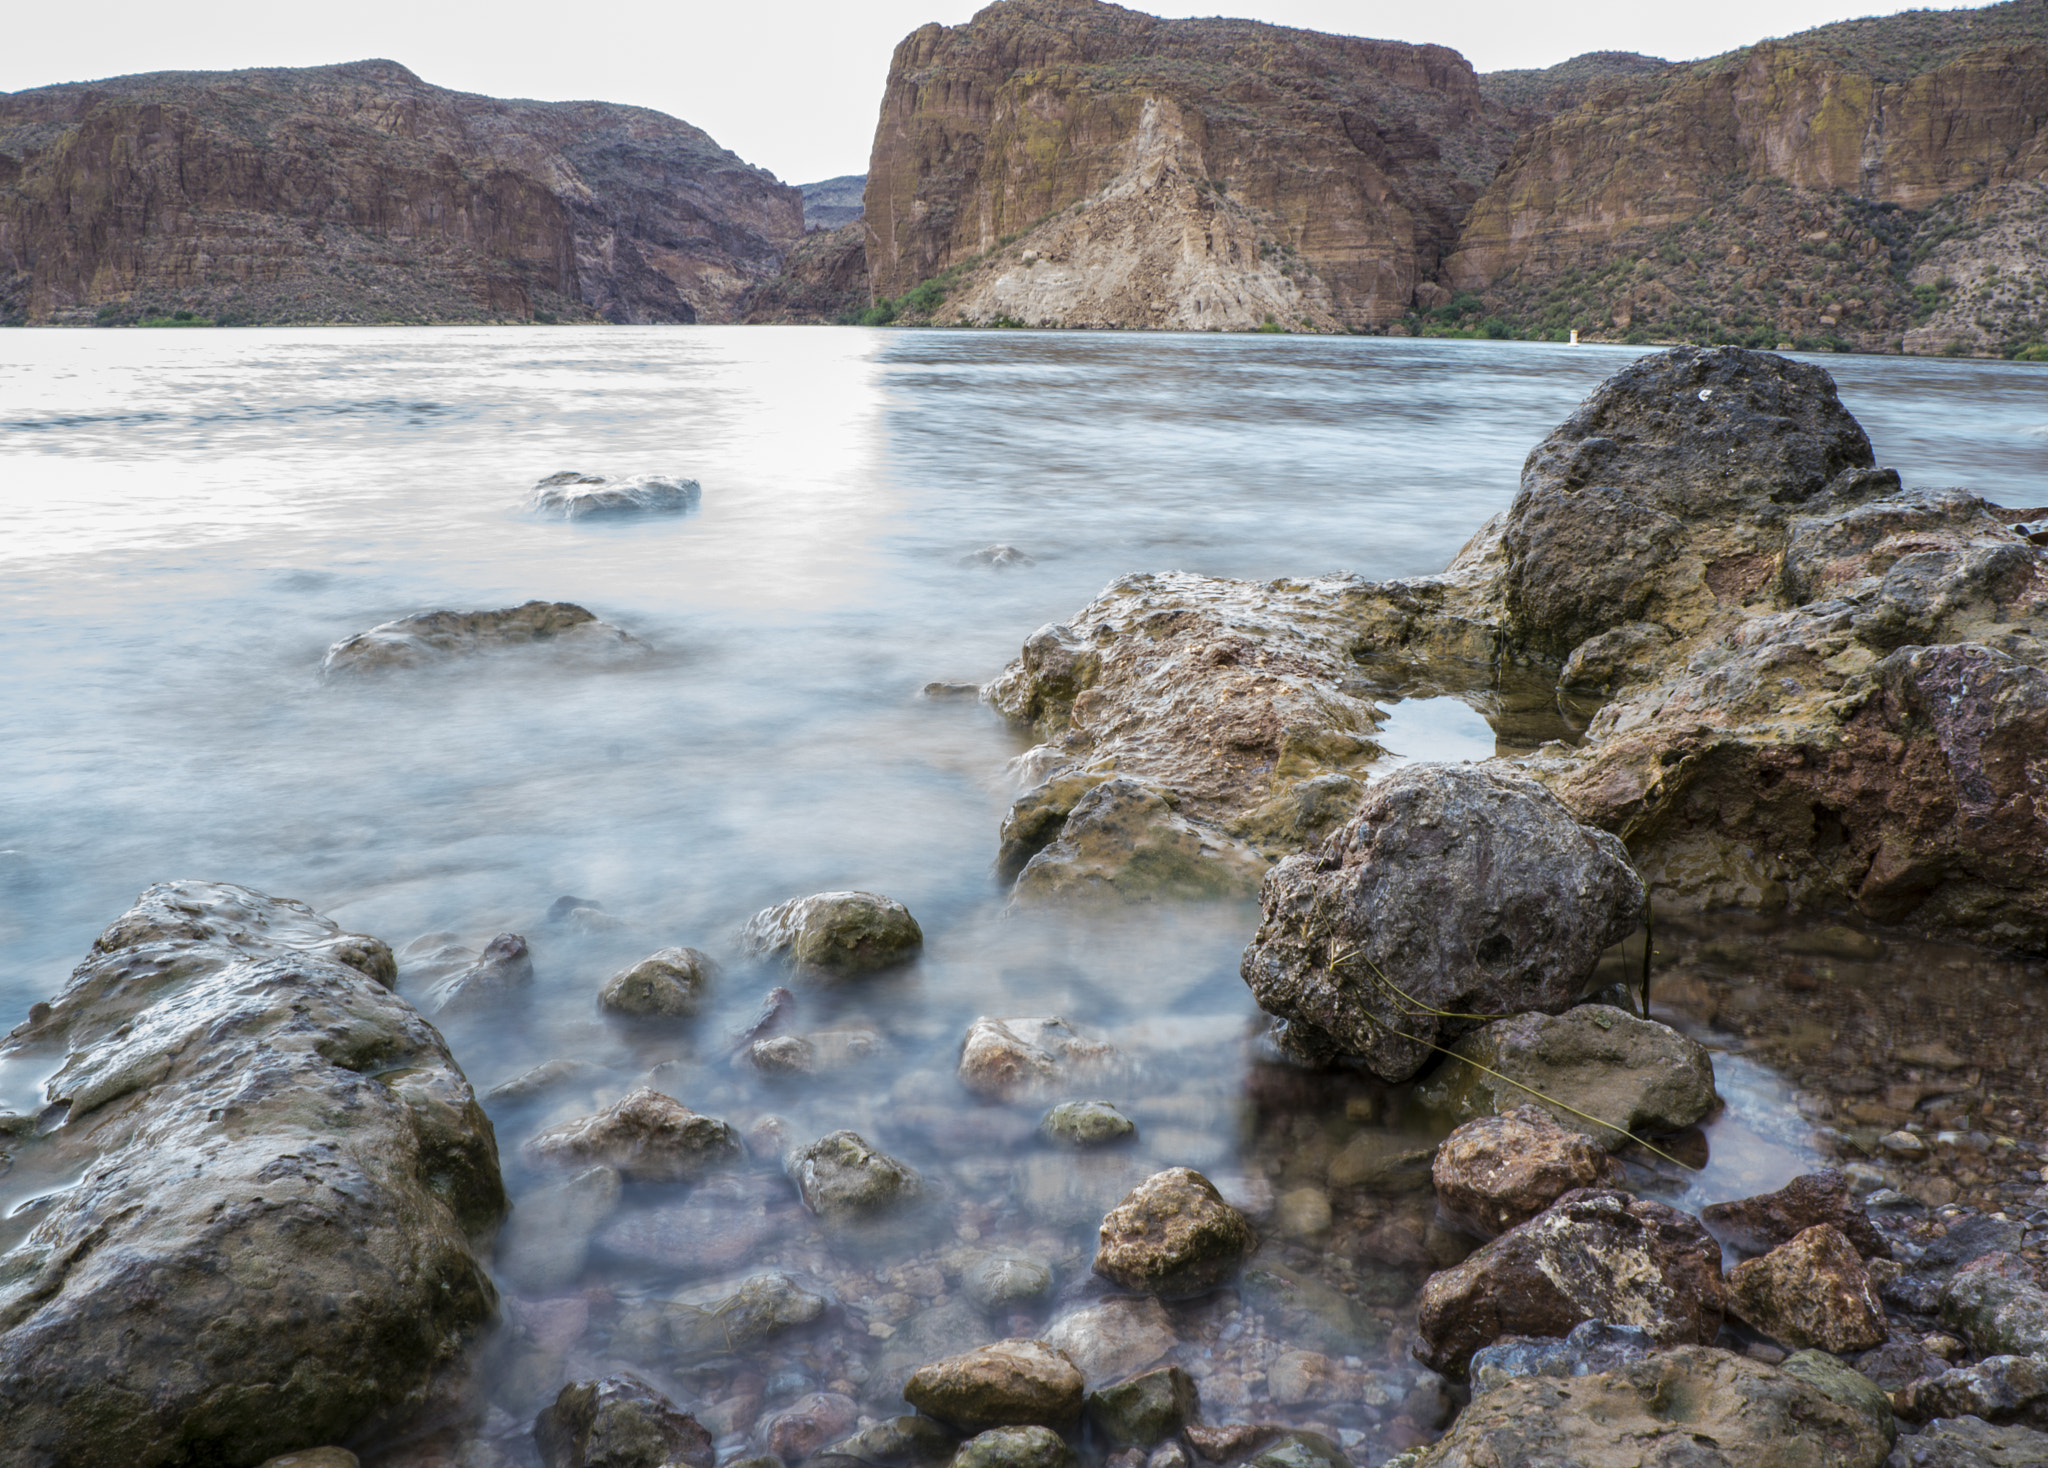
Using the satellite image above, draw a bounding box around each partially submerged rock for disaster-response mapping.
[958,1017,1120,1101]
[1040,1100,1136,1147]
[529,471,702,519]
[904,1339,1085,1431]
[535,1375,715,1468]
[1094,1167,1254,1298]
[1416,1004,1716,1148]
[1467,1319,1655,1394]
[1701,1168,1891,1260]
[0,881,504,1463]
[951,1426,1075,1468]
[1728,1223,1889,1353]
[1009,778,1269,904]
[1042,1296,1178,1383]
[424,931,534,1016]
[599,947,716,1018]
[1086,1365,1198,1447]
[322,599,644,676]
[759,1392,862,1462]
[786,1130,923,1221]
[740,892,924,974]
[1240,765,1645,1082]
[1431,1104,1616,1238]
[667,1271,830,1361]
[963,1252,1055,1313]
[525,1087,743,1183]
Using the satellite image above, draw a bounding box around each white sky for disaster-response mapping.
[2,1,2002,185]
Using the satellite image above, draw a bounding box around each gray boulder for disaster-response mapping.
[740,892,924,974]
[529,471,701,520]
[535,1375,714,1468]
[1940,1253,2048,1360]
[322,600,644,676]
[1040,1101,1135,1147]
[1886,1416,2048,1466]
[0,881,504,1467]
[1010,778,1269,904]
[1897,1357,2048,1430]
[599,948,716,1018]
[1240,764,1645,1082]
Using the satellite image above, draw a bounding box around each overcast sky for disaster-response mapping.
[2,1,2000,184]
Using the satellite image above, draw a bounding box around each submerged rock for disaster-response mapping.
[1415,1187,1727,1379]
[1728,1223,1890,1353]
[667,1272,830,1361]
[1432,1104,1616,1237]
[759,1392,861,1461]
[1043,1296,1178,1383]
[424,931,535,1016]
[599,947,716,1018]
[1467,1319,1656,1394]
[1086,1365,1198,1447]
[1040,1100,1136,1147]
[525,1087,743,1183]
[904,1339,1085,1431]
[786,1130,923,1221]
[813,1414,961,1468]
[1239,764,1644,1083]
[485,1057,607,1104]
[535,1375,715,1468]
[963,1252,1055,1313]
[497,1164,622,1292]
[1009,778,1270,904]
[1701,1168,1891,1260]
[1238,1261,1390,1355]
[1094,1167,1254,1298]
[958,1016,1120,1101]
[740,892,924,974]
[322,599,645,676]
[529,471,702,519]
[0,880,504,1464]
[1416,1004,1716,1148]
[952,1427,1074,1468]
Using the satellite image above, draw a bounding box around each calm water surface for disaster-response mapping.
[3,328,2044,1462]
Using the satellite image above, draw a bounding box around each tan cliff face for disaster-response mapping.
[0,60,804,325]
[861,0,1520,329]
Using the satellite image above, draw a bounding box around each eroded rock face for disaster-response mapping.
[0,881,504,1466]
[1702,1169,1890,1261]
[958,1017,1120,1101]
[322,600,645,677]
[1728,1223,1889,1353]
[740,892,924,974]
[535,1375,715,1468]
[1415,1187,1727,1380]
[1416,1004,1716,1148]
[1431,1104,1615,1238]
[1240,765,1645,1082]
[904,1339,1085,1432]
[599,947,716,1018]
[1094,1167,1255,1298]
[786,1131,923,1222]
[525,1087,744,1183]
[530,472,702,519]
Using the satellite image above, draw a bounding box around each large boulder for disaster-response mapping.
[1416,1004,1716,1148]
[1415,1188,1728,1379]
[321,599,644,676]
[525,1088,743,1183]
[529,471,702,519]
[1728,1224,1890,1353]
[1431,1104,1615,1237]
[1094,1167,1254,1298]
[1240,765,1645,1082]
[740,892,924,974]
[0,881,504,1466]
[904,1339,1085,1432]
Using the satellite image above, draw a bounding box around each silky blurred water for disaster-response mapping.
[2,327,2044,1460]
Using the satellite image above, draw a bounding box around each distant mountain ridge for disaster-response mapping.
[0,59,803,325]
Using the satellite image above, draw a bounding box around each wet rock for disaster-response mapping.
[258,1453,359,1468]
[1468,1319,1655,1394]
[1182,1426,1282,1465]
[1086,1365,1198,1447]
[1238,1262,1389,1354]
[0,881,503,1463]
[813,1415,961,1468]
[786,1131,923,1221]
[323,599,644,677]
[529,471,701,519]
[963,544,1035,568]
[951,1426,1075,1468]
[423,931,535,1016]
[905,1338,1085,1431]
[740,1029,880,1077]
[1242,1434,1347,1468]
[1145,1444,1190,1468]
[599,948,715,1018]
[1240,764,1644,1083]
[1940,1253,2048,1360]
[498,1165,623,1292]
[871,1299,992,1405]
[1702,1168,1892,1261]
[740,892,924,974]
[964,1252,1055,1313]
[1325,1131,1437,1192]
[1416,1005,1716,1149]
[958,1017,1120,1101]
[1040,1100,1135,1147]
[1415,1187,1728,1379]
[1017,1151,1151,1228]
[1094,1167,1255,1298]
[1264,1350,1336,1408]
[535,1375,715,1468]
[1781,1349,1897,1447]
[1895,1355,2048,1428]
[758,1391,859,1460]
[1418,1345,1891,1468]
[668,1272,829,1361]
[486,1057,607,1104]
[594,1179,788,1276]
[1043,1296,1178,1383]
[1431,1104,1615,1237]
[525,1087,743,1183]
[996,772,1110,884]
[1011,778,1269,904]
[1729,1223,1890,1353]
[1886,1417,2048,1468]
[1559,621,1675,694]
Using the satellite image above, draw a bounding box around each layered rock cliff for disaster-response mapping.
[0,60,803,325]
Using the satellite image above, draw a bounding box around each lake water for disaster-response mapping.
[3,327,2045,1464]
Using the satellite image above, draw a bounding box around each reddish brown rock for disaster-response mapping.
[1095,1168,1255,1298]
[1432,1105,1615,1237]
[1700,1169,1890,1261]
[1728,1224,1889,1353]
[903,1340,1085,1432]
[525,1087,743,1184]
[1415,1187,1728,1379]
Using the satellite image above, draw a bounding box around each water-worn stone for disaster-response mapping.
[1041,1100,1135,1147]
[535,1375,715,1468]
[1183,1425,1283,1465]
[951,1426,1076,1468]
[1414,1345,1892,1468]
[0,881,503,1466]
[1468,1320,1655,1394]
[813,1415,961,1468]
[322,599,644,677]
[1240,764,1645,1082]
[959,1017,1120,1101]
[1886,1417,2048,1468]
[1095,1167,1255,1298]
[905,1339,1085,1431]
[1043,1297,1178,1383]
[740,892,924,974]
[964,1252,1055,1313]
[1242,1434,1347,1468]
[1730,1223,1889,1353]
[786,1131,922,1221]
[1940,1253,2048,1359]
[498,1164,622,1292]
[1781,1350,1897,1447]
[1702,1168,1892,1260]
[758,1391,859,1460]
[1010,777,1270,904]
[526,1088,743,1183]
[600,948,716,1018]
[530,471,702,520]
[1415,1187,1728,1379]
[1086,1365,1198,1447]
[1238,1262,1390,1354]
[424,931,535,1016]
[486,1057,606,1103]
[1895,1355,2048,1429]
[1431,1104,1615,1237]
[1417,1005,1716,1148]
[667,1272,829,1361]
